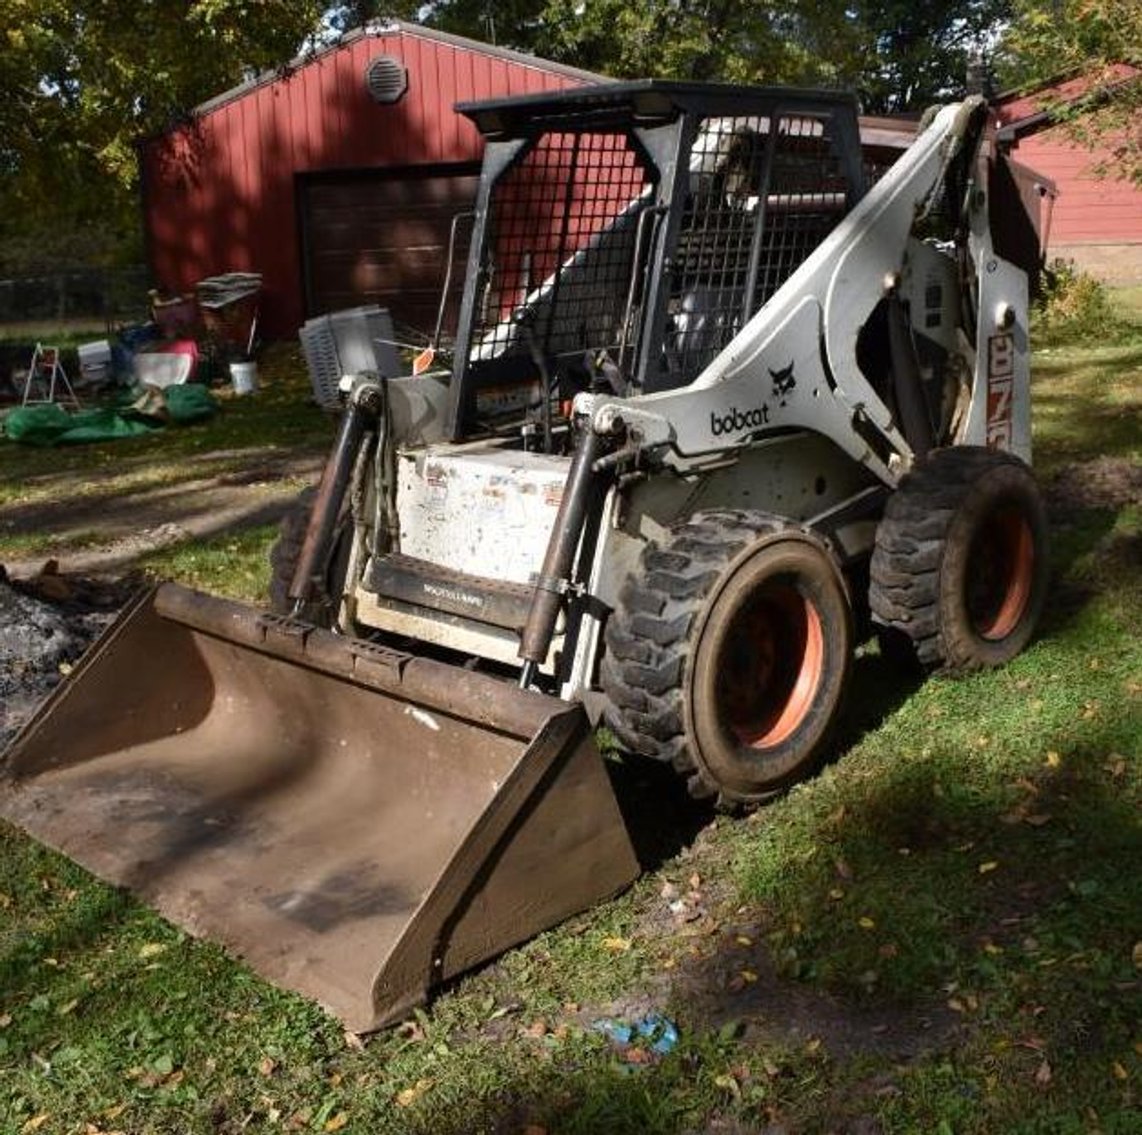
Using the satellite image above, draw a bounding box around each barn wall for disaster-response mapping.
[1008,128,1142,283]
[996,67,1142,284]
[142,28,589,337]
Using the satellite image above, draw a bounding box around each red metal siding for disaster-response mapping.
[143,28,589,337]
[1007,128,1142,247]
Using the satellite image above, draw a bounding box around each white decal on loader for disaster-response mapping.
[423,582,485,609]
[710,404,771,438]
[986,332,1014,450]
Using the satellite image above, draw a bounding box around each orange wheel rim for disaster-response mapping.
[715,583,824,749]
[967,506,1034,640]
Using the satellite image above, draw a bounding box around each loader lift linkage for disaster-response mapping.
[1,81,1049,1030]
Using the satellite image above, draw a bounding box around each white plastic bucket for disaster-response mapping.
[229,360,258,395]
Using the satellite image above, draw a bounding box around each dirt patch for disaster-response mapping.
[2,449,324,578]
[1045,456,1142,514]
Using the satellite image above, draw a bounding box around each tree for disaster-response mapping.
[999,0,1142,186]
[844,0,1012,112]
[421,0,1005,111]
[0,0,325,271]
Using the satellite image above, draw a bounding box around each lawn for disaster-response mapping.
[0,319,1139,1133]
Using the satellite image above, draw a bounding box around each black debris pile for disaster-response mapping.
[0,565,135,749]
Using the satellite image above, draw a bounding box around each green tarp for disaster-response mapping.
[3,384,219,446]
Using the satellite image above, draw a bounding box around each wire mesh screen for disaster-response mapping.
[752,115,850,310]
[656,112,850,390]
[470,132,655,364]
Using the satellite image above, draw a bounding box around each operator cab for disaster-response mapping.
[444,80,867,445]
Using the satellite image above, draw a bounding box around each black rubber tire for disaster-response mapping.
[601,510,853,808]
[268,487,354,627]
[869,446,1048,672]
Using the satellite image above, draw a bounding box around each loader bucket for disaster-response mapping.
[0,583,639,1032]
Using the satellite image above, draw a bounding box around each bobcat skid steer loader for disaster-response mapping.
[1,82,1048,1031]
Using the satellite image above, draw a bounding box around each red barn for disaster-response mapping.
[995,65,1142,283]
[140,22,599,340]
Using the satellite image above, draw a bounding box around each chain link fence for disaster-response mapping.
[0,266,152,333]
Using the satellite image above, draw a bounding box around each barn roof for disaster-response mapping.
[994,63,1141,142]
[194,19,605,120]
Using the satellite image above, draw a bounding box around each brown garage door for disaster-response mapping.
[300,165,480,341]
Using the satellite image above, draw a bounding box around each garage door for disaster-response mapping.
[300,165,480,342]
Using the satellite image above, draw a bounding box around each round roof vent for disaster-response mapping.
[365,55,408,105]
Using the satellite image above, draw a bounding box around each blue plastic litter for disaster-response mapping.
[592,1013,679,1055]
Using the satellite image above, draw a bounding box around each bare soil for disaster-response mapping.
[2,448,324,579]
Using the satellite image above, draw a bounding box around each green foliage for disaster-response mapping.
[1032,259,1130,344]
[423,0,1007,110]
[0,0,325,271]
[1000,0,1142,186]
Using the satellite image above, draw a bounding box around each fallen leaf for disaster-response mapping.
[947,998,966,1013]
[21,1117,49,1133]
[343,1030,364,1051]
[138,943,165,959]
[1112,1061,1129,1081]
[103,1105,127,1120]
[258,1057,276,1077]
[735,935,752,947]
[805,1037,822,1054]
[1045,751,1061,769]
[522,1019,548,1039]
[689,873,701,889]
[858,916,875,930]
[739,969,758,984]
[978,861,1000,875]
[0,1014,11,1028]
[1024,814,1052,827]
[829,887,845,900]
[714,1071,742,1096]
[602,937,631,953]
[1105,755,1127,780]
[57,999,79,1016]
[394,1078,433,1107]
[1133,942,1142,970]
[323,1112,350,1131]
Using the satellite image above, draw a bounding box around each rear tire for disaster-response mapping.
[601,511,852,808]
[269,487,354,628]
[869,447,1048,672]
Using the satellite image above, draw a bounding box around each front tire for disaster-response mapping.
[601,511,853,808]
[869,447,1048,672]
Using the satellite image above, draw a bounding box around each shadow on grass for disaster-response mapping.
[417,732,1140,1135]
[607,648,923,874]
[0,857,135,999]
[1033,344,1142,474]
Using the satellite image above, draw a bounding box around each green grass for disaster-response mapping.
[0,342,334,512]
[1110,284,1142,325]
[135,523,282,602]
[1,332,1140,1133]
